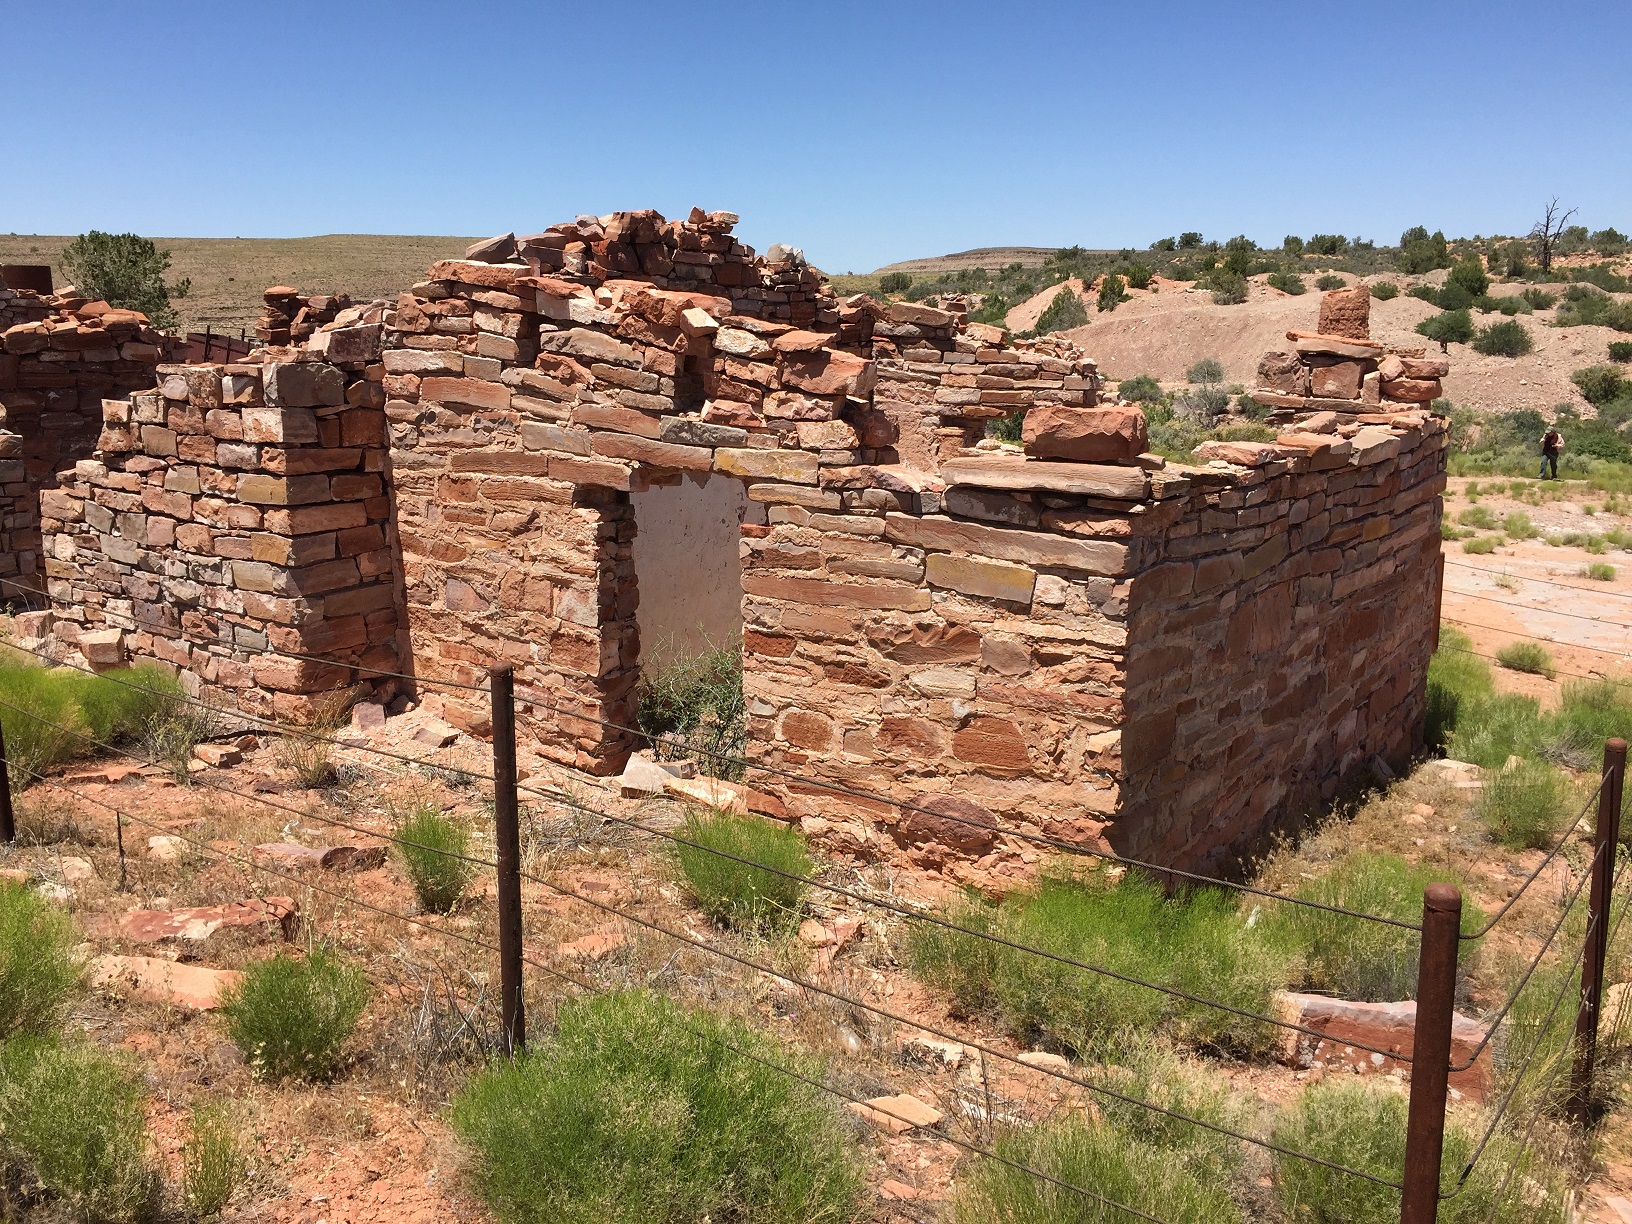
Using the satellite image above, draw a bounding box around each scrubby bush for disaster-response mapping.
[1263,854,1482,1002]
[0,882,84,1039]
[1271,1080,1565,1224]
[1556,285,1632,331]
[1458,505,1498,529]
[220,946,371,1081]
[1447,254,1490,299]
[1397,226,1451,274]
[1123,262,1153,290]
[0,1037,159,1222]
[876,271,911,295]
[1096,274,1128,313]
[1151,236,1177,252]
[0,656,185,786]
[396,803,474,914]
[451,990,862,1224]
[1306,235,1347,256]
[635,646,746,779]
[1208,272,1248,305]
[1572,364,1628,405]
[1495,295,1533,316]
[1037,285,1089,333]
[1417,308,1473,349]
[953,1055,1245,1224]
[1478,759,1569,850]
[182,1101,247,1219]
[1369,280,1399,300]
[1494,643,1560,682]
[907,869,1290,1059]
[1173,385,1230,424]
[1117,374,1165,404]
[1266,270,1305,295]
[675,811,811,934]
[60,231,189,331]
[1178,232,1203,250]
[1462,535,1501,554]
[1502,511,1537,538]
[1473,319,1533,357]
[1315,274,1345,291]
[1522,287,1558,310]
[1585,562,1617,581]
[1185,357,1224,385]
[1609,341,1632,363]
[1591,227,1630,255]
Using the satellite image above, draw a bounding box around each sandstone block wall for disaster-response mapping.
[41,345,402,719]
[0,289,169,599]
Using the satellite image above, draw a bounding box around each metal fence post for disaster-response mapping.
[490,663,525,1056]
[1569,736,1626,1123]
[1401,883,1462,1224]
[0,721,14,844]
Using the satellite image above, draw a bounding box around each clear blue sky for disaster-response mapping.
[5,0,1629,272]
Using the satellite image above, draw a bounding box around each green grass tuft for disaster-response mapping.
[0,1037,160,1222]
[1461,535,1501,554]
[0,655,185,785]
[675,811,811,934]
[1477,759,1570,850]
[451,989,862,1224]
[1262,853,1484,1002]
[0,881,85,1039]
[1584,562,1617,581]
[181,1100,247,1219]
[1495,640,1556,678]
[395,803,473,914]
[1271,1079,1566,1224]
[220,945,371,1081]
[908,869,1289,1060]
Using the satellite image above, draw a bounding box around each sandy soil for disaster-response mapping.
[997,271,1632,417]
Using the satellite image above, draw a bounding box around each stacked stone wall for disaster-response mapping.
[0,289,169,599]
[41,344,401,719]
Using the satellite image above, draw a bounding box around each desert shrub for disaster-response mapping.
[1495,295,1533,315]
[1457,505,1498,529]
[1408,285,1440,304]
[1173,384,1229,424]
[1267,270,1305,295]
[1262,853,1483,1002]
[1095,274,1127,313]
[1185,357,1224,385]
[952,1054,1245,1224]
[876,271,911,295]
[1462,535,1500,554]
[0,881,84,1039]
[1417,308,1473,349]
[451,990,862,1224]
[181,1101,247,1219]
[1306,234,1347,256]
[907,869,1290,1059]
[1122,262,1153,290]
[1609,341,1632,363]
[1314,273,1345,291]
[1178,232,1203,249]
[1572,364,1628,406]
[1449,692,1545,769]
[1496,640,1555,678]
[1271,1079,1565,1224]
[988,408,1026,443]
[1522,287,1558,310]
[1117,374,1165,404]
[1556,286,1632,331]
[1447,254,1490,299]
[675,811,811,934]
[1585,562,1617,580]
[1368,280,1398,300]
[1502,511,1537,538]
[0,1037,159,1222]
[1208,272,1248,305]
[220,946,371,1081]
[1037,285,1088,333]
[396,803,474,914]
[1472,320,1532,357]
[1397,226,1450,274]
[1542,678,1632,767]
[0,656,185,785]
[635,645,746,780]
[1425,626,1492,751]
[1591,227,1630,255]
[1436,280,1474,311]
[1478,759,1569,850]
[60,231,188,331]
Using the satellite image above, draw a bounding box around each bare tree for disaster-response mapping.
[1528,197,1579,274]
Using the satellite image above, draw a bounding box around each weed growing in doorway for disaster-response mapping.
[635,645,746,779]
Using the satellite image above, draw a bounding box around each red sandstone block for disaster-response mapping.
[336,524,385,556]
[261,447,362,475]
[262,503,368,535]
[330,473,382,501]
[321,583,397,617]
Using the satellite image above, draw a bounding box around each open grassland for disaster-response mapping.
[0,233,478,335]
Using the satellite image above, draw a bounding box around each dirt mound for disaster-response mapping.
[1055,274,1630,415]
[1005,278,1090,333]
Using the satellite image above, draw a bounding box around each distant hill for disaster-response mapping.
[872,247,1077,276]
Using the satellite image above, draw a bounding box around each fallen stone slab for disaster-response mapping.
[60,856,96,883]
[66,762,145,786]
[618,752,695,797]
[115,897,298,943]
[663,775,749,816]
[556,929,627,961]
[411,720,459,749]
[147,835,189,862]
[192,743,242,768]
[91,955,242,1010]
[845,1093,944,1134]
[252,842,388,872]
[1275,992,1492,1101]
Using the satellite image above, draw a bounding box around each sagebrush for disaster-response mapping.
[220,946,371,1081]
[675,811,811,934]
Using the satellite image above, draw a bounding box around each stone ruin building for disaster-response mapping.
[0,215,1448,880]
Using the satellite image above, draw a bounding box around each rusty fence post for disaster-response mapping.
[490,663,525,1056]
[0,721,14,844]
[1569,736,1627,1122]
[1401,883,1462,1224]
